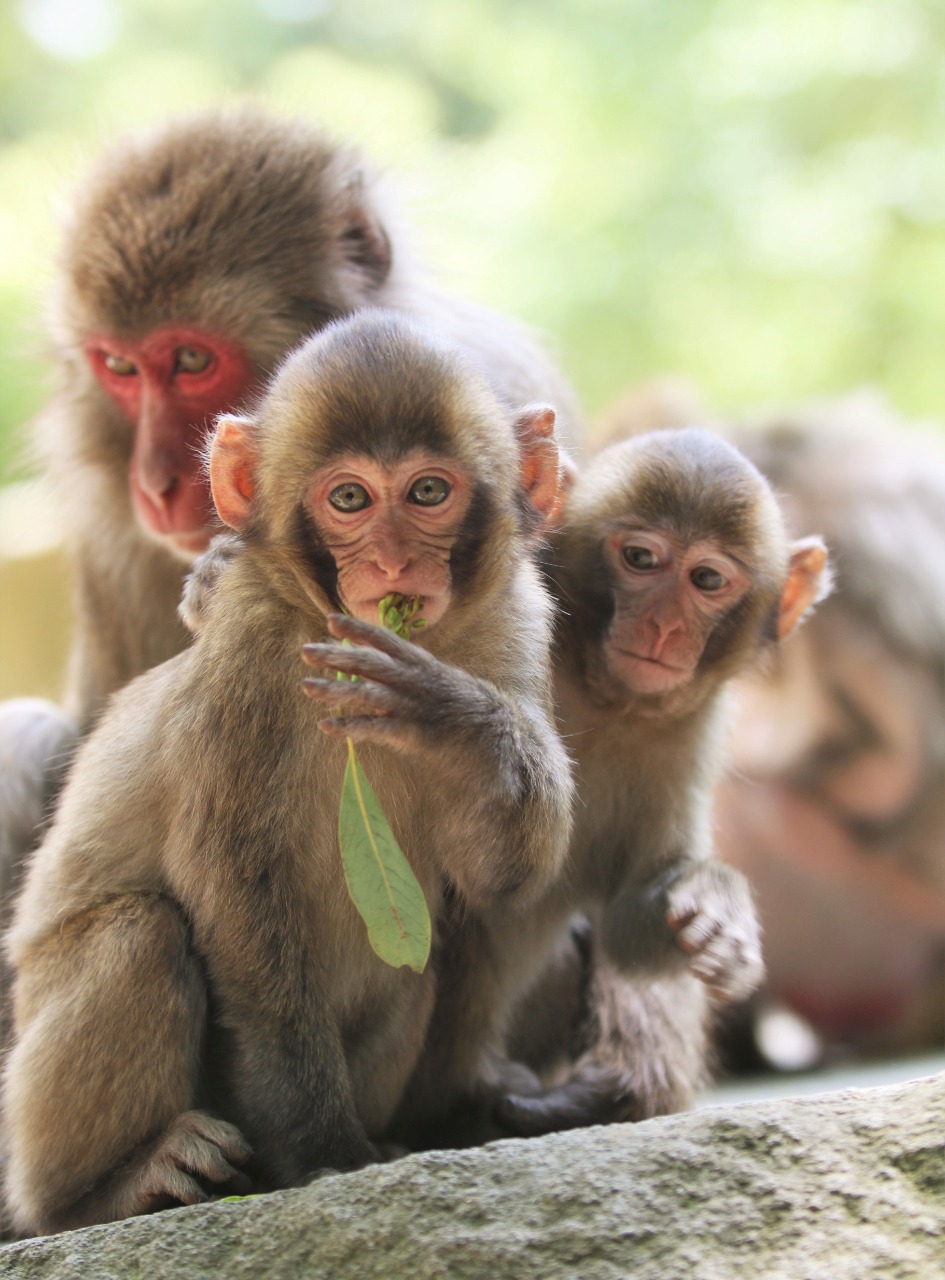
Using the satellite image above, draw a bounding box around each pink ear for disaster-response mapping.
[514,403,561,529]
[778,536,832,640]
[209,415,258,532]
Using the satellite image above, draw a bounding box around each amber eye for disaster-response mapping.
[407,476,450,506]
[103,353,137,376]
[175,347,212,374]
[691,565,727,592]
[329,482,371,512]
[623,545,659,571]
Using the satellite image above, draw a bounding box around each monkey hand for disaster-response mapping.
[301,614,508,762]
[179,533,243,634]
[665,861,765,1002]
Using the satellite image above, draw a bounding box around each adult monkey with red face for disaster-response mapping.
[498,428,831,1134]
[0,106,580,921]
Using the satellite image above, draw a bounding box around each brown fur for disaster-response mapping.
[499,429,829,1134]
[1,313,573,1236]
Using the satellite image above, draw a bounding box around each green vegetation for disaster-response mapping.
[336,595,431,974]
[1,0,943,479]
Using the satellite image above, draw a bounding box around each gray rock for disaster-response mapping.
[0,1073,941,1280]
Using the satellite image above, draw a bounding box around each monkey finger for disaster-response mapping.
[302,642,407,685]
[302,677,404,717]
[326,613,429,665]
[673,911,724,955]
[140,1165,213,1210]
[688,935,763,1000]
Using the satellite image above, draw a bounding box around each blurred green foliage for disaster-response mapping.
[1,0,944,481]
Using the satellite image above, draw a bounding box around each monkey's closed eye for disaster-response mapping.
[622,545,660,571]
[329,482,372,512]
[690,566,726,592]
[175,347,212,374]
[103,353,137,376]
[408,476,450,506]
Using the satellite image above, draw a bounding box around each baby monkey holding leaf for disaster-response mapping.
[1,311,574,1236]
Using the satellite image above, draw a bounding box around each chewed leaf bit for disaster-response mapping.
[378,592,426,637]
[333,592,432,972]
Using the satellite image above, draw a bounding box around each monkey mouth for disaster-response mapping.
[608,646,692,693]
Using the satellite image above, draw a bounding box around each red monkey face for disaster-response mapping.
[307,451,472,628]
[603,526,750,695]
[86,325,258,558]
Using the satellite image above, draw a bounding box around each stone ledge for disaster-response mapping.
[0,1073,941,1280]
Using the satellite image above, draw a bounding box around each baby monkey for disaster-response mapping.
[502,427,831,1132]
[2,311,573,1236]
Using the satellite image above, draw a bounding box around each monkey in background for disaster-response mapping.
[718,394,945,1066]
[2,311,574,1236]
[0,105,581,929]
[593,382,945,1066]
[498,429,830,1134]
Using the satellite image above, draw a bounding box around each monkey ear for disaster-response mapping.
[547,447,579,529]
[338,172,392,290]
[209,415,259,532]
[778,536,833,640]
[514,404,562,528]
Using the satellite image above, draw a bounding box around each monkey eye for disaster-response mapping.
[329,482,371,512]
[690,565,727,592]
[175,347,212,374]
[407,476,450,506]
[103,353,137,376]
[622,545,660,571]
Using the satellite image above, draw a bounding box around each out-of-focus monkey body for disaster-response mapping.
[2,313,573,1236]
[501,428,831,1133]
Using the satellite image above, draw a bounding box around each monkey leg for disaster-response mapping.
[3,893,249,1236]
[499,954,712,1138]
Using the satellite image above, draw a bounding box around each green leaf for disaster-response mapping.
[338,738,431,973]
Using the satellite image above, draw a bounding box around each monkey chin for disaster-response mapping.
[607,647,693,696]
[138,519,216,564]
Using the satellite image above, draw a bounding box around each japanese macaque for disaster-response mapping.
[499,428,831,1134]
[0,105,580,916]
[717,395,945,1065]
[1,312,573,1237]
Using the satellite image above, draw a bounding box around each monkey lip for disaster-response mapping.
[608,646,693,693]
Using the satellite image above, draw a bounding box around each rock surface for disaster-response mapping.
[0,1073,941,1280]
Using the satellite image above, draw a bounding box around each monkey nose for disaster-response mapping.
[372,544,412,577]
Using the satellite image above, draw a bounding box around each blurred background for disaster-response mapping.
[0,0,942,1081]
[4,0,945,697]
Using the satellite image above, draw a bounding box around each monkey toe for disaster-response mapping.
[132,1110,254,1213]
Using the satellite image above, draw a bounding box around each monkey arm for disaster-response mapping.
[302,613,573,906]
[200,959,380,1185]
